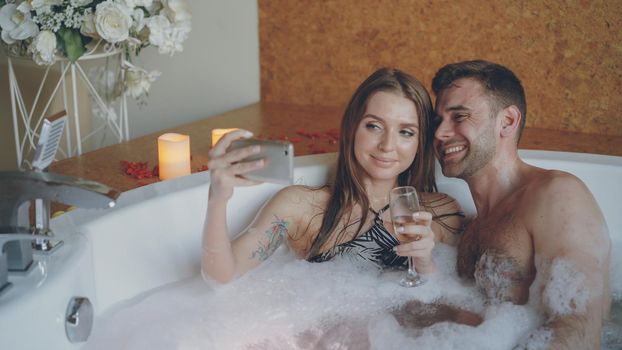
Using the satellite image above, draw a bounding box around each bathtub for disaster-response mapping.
[0,150,620,349]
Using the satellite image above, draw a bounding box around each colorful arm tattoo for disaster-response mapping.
[251,215,289,261]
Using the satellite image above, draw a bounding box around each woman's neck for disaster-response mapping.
[363,178,397,211]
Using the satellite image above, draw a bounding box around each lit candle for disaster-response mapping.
[211,128,239,147]
[158,133,191,180]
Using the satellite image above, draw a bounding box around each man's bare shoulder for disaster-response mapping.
[526,168,595,207]
[522,168,608,254]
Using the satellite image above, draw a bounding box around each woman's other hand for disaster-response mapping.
[207,129,265,201]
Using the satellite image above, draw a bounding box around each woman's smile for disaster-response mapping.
[370,154,398,168]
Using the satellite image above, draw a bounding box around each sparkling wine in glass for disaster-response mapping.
[389,186,425,287]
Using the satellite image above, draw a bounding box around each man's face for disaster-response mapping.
[433,78,498,179]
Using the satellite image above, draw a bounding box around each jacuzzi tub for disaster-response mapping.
[0,150,620,349]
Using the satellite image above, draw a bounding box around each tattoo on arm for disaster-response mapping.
[251,215,289,261]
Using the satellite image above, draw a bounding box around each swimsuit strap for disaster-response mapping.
[369,204,390,224]
[308,203,405,267]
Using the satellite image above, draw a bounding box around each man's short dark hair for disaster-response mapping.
[432,60,527,142]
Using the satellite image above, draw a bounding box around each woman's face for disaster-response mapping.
[354,91,419,183]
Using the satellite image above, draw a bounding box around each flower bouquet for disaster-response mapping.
[0,0,191,99]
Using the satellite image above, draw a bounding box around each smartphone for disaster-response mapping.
[228,138,294,185]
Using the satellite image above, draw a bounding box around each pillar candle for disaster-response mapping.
[158,133,191,180]
[211,128,239,147]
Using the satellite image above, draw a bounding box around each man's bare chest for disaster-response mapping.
[457,210,536,303]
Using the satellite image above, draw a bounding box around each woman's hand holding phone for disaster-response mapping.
[207,129,265,201]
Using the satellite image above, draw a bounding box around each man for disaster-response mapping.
[431,60,610,349]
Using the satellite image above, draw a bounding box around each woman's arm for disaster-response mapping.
[201,129,303,283]
[201,129,262,283]
[203,186,309,283]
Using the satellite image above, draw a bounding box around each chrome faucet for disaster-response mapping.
[0,170,120,294]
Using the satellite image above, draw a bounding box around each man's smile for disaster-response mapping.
[437,144,467,162]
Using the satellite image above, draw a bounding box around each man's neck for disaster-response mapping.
[465,151,527,216]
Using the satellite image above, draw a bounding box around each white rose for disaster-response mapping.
[16,2,33,13]
[29,30,57,65]
[146,14,189,55]
[161,0,190,23]
[137,0,154,7]
[95,1,132,43]
[71,0,94,6]
[124,0,153,9]
[131,8,145,32]
[80,12,99,38]
[125,66,160,99]
[144,1,161,14]
[0,3,39,44]
[145,15,170,48]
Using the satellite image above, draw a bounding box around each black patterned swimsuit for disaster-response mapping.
[308,205,407,269]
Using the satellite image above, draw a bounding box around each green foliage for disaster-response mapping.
[57,28,89,62]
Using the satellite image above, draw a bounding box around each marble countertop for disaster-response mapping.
[49,102,622,193]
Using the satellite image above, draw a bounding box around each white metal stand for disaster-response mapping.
[8,46,129,168]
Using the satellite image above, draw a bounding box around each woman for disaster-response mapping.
[202,68,464,283]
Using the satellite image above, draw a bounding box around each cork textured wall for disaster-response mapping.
[259,0,622,136]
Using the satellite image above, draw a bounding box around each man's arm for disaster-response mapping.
[520,172,610,349]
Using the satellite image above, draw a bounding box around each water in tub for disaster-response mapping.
[85,237,622,350]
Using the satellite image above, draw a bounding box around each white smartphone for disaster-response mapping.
[228,138,294,185]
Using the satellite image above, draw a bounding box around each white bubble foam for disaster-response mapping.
[541,258,590,317]
[86,241,622,350]
[474,251,519,303]
[513,327,553,350]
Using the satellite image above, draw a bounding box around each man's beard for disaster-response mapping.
[441,123,496,180]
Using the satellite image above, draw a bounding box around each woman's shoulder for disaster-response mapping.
[267,185,331,212]
[269,185,330,256]
[419,191,465,245]
[419,191,462,212]
[275,184,330,200]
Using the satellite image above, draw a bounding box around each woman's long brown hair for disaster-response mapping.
[306,68,437,259]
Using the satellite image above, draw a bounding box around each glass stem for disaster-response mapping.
[408,257,418,277]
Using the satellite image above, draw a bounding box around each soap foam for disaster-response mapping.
[86,242,621,349]
[513,327,553,350]
[474,251,520,303]
[541,258,590,317]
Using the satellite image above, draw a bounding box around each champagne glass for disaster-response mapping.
[389,186,425,287]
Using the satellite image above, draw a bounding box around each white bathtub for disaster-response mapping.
[0,150,621,349]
